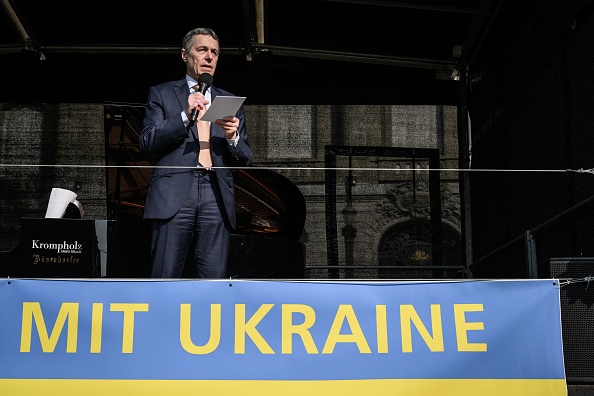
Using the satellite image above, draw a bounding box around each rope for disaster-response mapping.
[1,163,593,173]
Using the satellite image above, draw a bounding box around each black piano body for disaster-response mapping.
[226,168,307,279]
[0,217,109,278]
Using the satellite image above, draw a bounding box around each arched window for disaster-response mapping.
[378,220,463,279]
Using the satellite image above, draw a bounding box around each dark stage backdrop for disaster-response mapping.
[468,0,594,277]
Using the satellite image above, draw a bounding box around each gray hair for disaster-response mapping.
[182,28,219,53]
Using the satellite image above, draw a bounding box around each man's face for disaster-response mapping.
[181,34,219,80]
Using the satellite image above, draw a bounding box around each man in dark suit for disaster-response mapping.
[140,27,253,278]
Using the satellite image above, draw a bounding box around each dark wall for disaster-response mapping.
[468,0,594,277]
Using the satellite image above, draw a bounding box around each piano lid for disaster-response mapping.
[233,168,306,240]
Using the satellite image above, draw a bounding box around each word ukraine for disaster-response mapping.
[19,302,486,355]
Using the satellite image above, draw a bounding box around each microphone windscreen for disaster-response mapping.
[198,73,213,86]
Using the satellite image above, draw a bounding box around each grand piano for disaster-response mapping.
[0,104,306,279]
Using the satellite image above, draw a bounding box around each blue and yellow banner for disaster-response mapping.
[0,278,566,395]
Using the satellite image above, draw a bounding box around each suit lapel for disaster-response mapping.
[173,79,199,137]
[174,79,188,113]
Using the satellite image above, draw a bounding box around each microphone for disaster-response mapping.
[190,73,213,123]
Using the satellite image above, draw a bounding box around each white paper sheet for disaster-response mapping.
[200,96,246,122]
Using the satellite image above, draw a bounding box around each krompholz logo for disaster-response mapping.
[31,240,83,254]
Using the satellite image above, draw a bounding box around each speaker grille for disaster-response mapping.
[550,257,594,383]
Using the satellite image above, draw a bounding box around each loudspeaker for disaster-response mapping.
[550,257,594,383]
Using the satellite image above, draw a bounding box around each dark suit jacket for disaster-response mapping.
[139,78,253,228]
